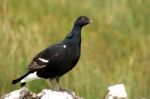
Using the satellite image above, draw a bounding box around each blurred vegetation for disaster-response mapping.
[0,0,150,99]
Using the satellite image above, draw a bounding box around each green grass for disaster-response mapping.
[0,0,150,98]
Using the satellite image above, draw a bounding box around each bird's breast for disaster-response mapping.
[57,42,80,68]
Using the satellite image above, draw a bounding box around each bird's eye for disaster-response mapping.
[81,17,85,22]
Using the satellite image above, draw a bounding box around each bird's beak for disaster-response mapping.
[88,20,92,23]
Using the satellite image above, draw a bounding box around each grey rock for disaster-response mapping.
[1,88,82,99]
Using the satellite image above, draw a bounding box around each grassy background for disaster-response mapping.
[0,0,150,98]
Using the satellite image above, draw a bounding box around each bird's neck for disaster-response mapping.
[66,25,82,45]
[66,25,82,41]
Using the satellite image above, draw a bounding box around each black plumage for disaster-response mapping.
[12,16,92,89]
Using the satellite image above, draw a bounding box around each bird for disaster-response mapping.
[12,16,92,90]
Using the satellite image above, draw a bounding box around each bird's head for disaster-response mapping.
[74,16,92,27]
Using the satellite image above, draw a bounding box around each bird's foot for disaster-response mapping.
[57,88,74,94]
[50,87,74,95]
[50,87,57,91]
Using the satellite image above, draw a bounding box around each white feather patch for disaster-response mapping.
[63,45,66,48]
[39,58,49,63]
[21,72,41,83]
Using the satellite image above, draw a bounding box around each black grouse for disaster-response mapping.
[12,16,92,89]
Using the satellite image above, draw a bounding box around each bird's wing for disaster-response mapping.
[28,43,66,70]
[28,61,46,70]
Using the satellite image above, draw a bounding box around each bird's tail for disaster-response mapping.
[12,71,30,86]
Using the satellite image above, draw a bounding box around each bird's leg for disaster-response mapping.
[55,77,63,91]
[49,78,55,90]
[55,77,73,93]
